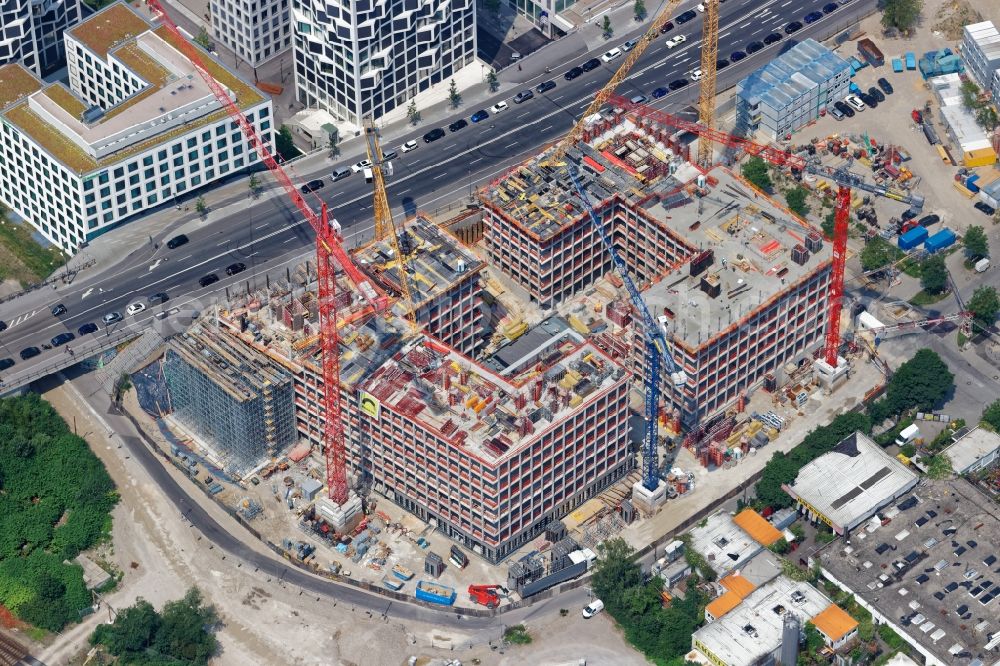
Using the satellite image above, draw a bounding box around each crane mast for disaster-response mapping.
[696,0,719,167]
[145,0,370,504]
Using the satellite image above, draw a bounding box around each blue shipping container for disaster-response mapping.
[966,174,980,193]
[925,228,956,253]
[849,82,862,94]
[898,226,928,250]
[905,52,916,69]
[892,58,903,72]
[415,581,456,605]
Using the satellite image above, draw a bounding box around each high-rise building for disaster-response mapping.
[291,0,476,123]
[0,0,84,76]
[210,0,291,68]
[0,2,273,253]
[962,21,1000,103]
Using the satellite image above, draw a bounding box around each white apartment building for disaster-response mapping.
[962,21,1000,103]
[210,0,291,67]
[0,2,273,253]
[0,0,84,76]
[291,0,476,124]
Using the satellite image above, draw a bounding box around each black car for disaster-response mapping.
[51,303,67,316]
[199,273,220,287]
[676,9,697,23]
[730,50,746,62]
[763,32,782,45]
[974,201,996,216]
[148,292,169,304]
[651,87,669,99]
[834,101,855,118]
[868,86,885,103]
[582,58,601,72]
[51,332,75,347]
[0,358,13,371]
[746,41,764,54]
[536,80,557,94]
[301,179,325,193]
[668,78,689,90]
[877,77,894,95]
[716,58,730,69]
[785,21,802,34]
[901,209,918,221]
[0,320,6,333]
[448,118,468,132]
[823,2,838,12]
[659,20,674,34]
[78,322,98,335]
[859,92,878,108]
[166,234,189,249]
[226,262,247,276]
[918,214,940,227]
[20,346,40,360]
[803,10,823,23]
[564,66,583,81]
[423,128,446,143]
[513,90,534,103]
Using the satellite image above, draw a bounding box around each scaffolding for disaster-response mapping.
[163,324,298,477]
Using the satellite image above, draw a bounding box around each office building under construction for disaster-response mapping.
[164,325,298,475]
[481,104,832,427]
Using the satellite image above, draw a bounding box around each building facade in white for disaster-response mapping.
[0,2,273,253]
[291,0,476,124]
[0,0,84,76]
[210,0,291,68]
[962,20,1000,103]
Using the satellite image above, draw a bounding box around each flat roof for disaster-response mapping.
[706,590,744,619]
[689,511,765,576]
[68,2,153,56]
[736,39,850,111]
[785,432,918,533]
[810,603,858,642]
[0,63,42,109]
[483,317,584,375]
[941,427,1000,474]
[693,575,833,666]
[733,509,783,547]
[817,477,1000,666]
[720,573,757,599]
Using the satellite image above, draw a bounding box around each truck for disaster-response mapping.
[975,258,990,272]
[895,424,920,447]
[858,38,885,67]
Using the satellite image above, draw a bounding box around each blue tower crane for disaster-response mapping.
[568,167,687,492]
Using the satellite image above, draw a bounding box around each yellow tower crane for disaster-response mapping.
[696,0,720,167]
[363,119,416,322]
[543,0,685,166]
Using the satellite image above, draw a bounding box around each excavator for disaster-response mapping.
[468,584,508,609]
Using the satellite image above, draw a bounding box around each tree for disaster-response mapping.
[741,156,772,191]
[194,26,212,50]
[91,599,160,656]
[785,186,810,218]
[407,99,421,125]
[822,210,835,239]
[602,16,613,39]
[983,399,1000,431]
[925,453,952,479]
[964,225,989,260]
[880,0,922,33]
[960,80,981,111]
[967,285,999,334]
[248,172,261,198]
[920,254,947,294]
[195,196,208,217]
[486,69,499,93]
[860,236,903,271]
[634,0,646,20]
[327,132,340,157]
[448,79,461,108]
[884,349,954,415]
[975,105,999,132]
[275,124,299,160]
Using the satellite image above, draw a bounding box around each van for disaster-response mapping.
[332,167,352,181]
[895,424,920,447]
[582,599,604,618]
[363,167,373,183]
[975,258,990,272]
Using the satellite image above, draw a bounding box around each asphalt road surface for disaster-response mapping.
[0,0,875,383]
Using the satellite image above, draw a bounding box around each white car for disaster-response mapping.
[400,140,418,153]
[845,94,866,111]
[666,35,687,49]
[489,101,509,114]
[351,159,373,173]
[601,47,623,62]
[690,68,704,81]
[126,302,146,316]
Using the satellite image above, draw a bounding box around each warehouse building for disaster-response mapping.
[164,325,298,475]
[941,427,1000,475]
[354,215,486,356]
[818,478,1000,666]
[783,431,918,535]
[962,20,1000,103]
[481,105,832,428]
[735,39,851,141]
[0,2,273,253]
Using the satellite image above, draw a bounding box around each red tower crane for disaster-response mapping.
[605,95,923,368]
[145,0,380,504]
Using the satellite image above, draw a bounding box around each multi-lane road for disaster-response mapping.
[0,0,875,387]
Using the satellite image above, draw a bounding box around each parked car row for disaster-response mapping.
[829,76,894,120]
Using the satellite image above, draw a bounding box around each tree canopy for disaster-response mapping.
[741,156,772,191]
[860,236,903,272]
[880,0,921,32]
[92,588,219,665]
[982,399,1000,431]
[0,394,118,631]
[919,254,948,294]
[784,187,810,219]
[963,226,989,260]
[967,286,999,334]
[882,348,953,415]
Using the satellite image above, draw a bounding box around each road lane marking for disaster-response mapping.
[148,259,162,272]
[82,288,94,299]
